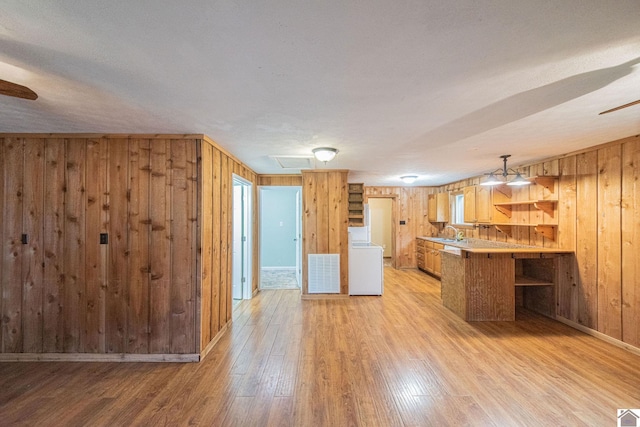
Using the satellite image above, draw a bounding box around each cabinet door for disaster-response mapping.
[476,185,493,223]
[433,243,444,277]
[427,194,437,222]
[425,241,434,273]
[436,192,450,222]
[463,186,477,223]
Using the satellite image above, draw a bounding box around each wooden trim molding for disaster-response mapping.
[0,353,200,363]
[555,316,640,357]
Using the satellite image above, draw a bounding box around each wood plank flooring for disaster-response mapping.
[1,267,639,426]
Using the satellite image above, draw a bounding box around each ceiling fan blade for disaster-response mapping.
[599,99,640,115]
[0,79,38,100]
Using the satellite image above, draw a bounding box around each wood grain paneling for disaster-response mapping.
[365,187,439,269]
[2,138,24,353]
[575,151,598,328]
[557,156,577,321]
[22,138,44,352]
[301,170,348,295]
[107,139,129,353]
[440,135,639,348]
[0,134,259,358]
[622,140,640,347]
[128,138,151,354]
[84,137,107,353]
[597,145,622,339]
[43,139,65,352]
[258,175,302,186]
[64,139,86,353]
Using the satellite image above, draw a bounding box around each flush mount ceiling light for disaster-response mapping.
[312,147,338,163]
[480,154,531,186]
[400,175,418,184]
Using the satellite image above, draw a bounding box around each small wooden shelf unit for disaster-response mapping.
[348,183,365,226]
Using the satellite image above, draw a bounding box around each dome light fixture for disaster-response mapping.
[312,147,338,163]
[400,175,418,184]
[480,154,530,186]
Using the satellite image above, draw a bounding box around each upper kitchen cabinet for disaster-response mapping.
[428,192,450,223]
[348,183,365,226]
[463,185,492,223]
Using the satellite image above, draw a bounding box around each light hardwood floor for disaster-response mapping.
[1,268,639,426]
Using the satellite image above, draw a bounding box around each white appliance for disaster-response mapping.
[348,204,384,295]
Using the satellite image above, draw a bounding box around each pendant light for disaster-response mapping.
[480,155,530,186]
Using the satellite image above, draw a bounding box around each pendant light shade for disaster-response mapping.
[312,147,338,163]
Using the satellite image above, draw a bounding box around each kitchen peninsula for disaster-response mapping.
[421,237,572,321]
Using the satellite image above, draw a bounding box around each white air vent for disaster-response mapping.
[308,254,340,294]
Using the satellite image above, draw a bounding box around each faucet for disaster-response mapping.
[443,225,463,241]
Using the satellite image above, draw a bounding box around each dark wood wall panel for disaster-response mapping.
[2,138,24,352]
[84,137,107,353]
[22,138,44,352]
[128,138,151,354]
[0,134,259,358]
[43,138,65,352]
[64,140,86,353]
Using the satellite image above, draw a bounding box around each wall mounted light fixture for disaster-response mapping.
[480,155,530,186]
[312,147,338,163]
[400,175,418,184]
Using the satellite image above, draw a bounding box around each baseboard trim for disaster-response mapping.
[555,316,640,357]
[199,321,230,362]
[0,352,200,363]
[302,294,349,300]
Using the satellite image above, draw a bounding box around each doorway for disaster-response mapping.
[232,176,253,306]
[368,197,396,268]
[259,186,302,290]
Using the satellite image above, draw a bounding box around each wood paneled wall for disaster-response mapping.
[258,174,302,186]
[301,170,349,294]
[439,135,640,348]
[199,137,259,351]
[0,134,259,360]
[364,187,440,269]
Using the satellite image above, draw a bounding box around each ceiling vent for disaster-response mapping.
[270,155,314,169]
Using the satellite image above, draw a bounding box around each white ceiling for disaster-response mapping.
[1,1,639,186]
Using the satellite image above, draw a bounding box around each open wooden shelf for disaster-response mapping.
[493,224,557,240]
[348,183,365,226]
[494,200,557,217]
[515,275,554,287]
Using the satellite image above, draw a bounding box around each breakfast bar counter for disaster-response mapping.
[419,237,572,321]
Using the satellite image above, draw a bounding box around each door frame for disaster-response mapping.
[232,175,253,301]
[365,194,397,269]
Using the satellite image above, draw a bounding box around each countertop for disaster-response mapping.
[418,236,573,254]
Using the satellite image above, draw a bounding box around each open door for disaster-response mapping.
[232,176,253,304]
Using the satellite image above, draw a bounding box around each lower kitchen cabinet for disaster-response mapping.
[416,238,444,278]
